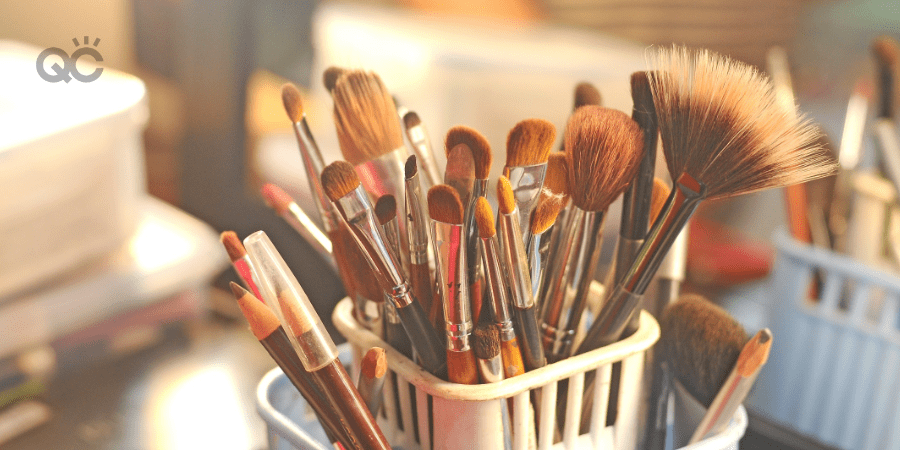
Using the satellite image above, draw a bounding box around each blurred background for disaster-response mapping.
[0,0,898,448]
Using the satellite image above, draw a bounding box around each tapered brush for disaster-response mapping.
[358,347,388,417]
[497,176,546,370]
[403,111,441,188]
[473,323,504,384]
[577,46,836,356]
[323,66,346,93]
[230,283,351,449]
[527,195,564,303]
[322,161,446,377]
[539,106,644,362]
[404,156,439,330]
[475,197,525,378]
[505,119,556,246]
[428,185,478,384]
[260,184,336,272]
[221,231,263,300]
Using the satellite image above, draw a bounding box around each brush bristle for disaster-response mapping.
[565,106,644,211]
[649,46,837,200]
[221,231,246,262]
[530,195,563,235]
[405,155,418,180]
[403,111,422,129]
[574,82,602,109]
[321,161,361,201]
[375,195,397,225]
[475,197,496,238]
[650,178,670,223]
[660,294,748,407]
[323,66,346,92]
[630,72,655,116]
[446,126,492,179]
[544,153,570,202]
[427,185,464,224]
[506,119,556,167]
[261,183,295,215]
[281,83,304,122]
[332,70,404,165]
[473,323,501,359]
[361,347,388,379]
[497,176,516,215]
[873,36,900,68]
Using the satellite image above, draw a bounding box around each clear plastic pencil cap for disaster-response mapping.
[244,231,338,371]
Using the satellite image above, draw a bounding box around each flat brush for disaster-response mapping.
[358,347,388,417]
[404,156,439,330]
[577,46,836,356]
[403,111,441,188]
[540,106,644,361]
[376,195,414,358]
[527,195,563,302]
[475,197,526,378]
[428,185,478,384]
[230,283,350,449]
[261,184,336,272]
[505,119,556,246]
[221,231,263,300]
[689,329,772,444]
[497,176,546,371]
[442,142,481,324]
[243,232,390,450]
[322,161,446,377]
[474,323,503,384]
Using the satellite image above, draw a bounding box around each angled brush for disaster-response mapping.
[505,119,556,246]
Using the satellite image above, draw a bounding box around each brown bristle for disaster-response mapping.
[474,197,496,238]
[473,323,501,359]
[427,185,464,224]
[630,72,655,116]
[530,195,563,235]
[574,82,602,110]
[506,119,556,167]
[650,178,670,223]
[446,126,492,179]
[565,106,644,212]
[322,66,346,92]
[332,70,404,165]
[403,111,422,129]
[405,155,418,180]
[281,83,304,122]
[321,161,361,201]
[497,176,516,215]
[660,294,748,407]
[649,46,837,200]
[231,282,279,340]
[261,183,295,215]
[361,347,388,379]
[872,36,900,68]
[375,195,397,226]
[220,231,247,262]
[544,153,569,201]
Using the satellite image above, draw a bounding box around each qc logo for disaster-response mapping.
[36,36,103,83]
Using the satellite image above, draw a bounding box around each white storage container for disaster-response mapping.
[0,40,147,299]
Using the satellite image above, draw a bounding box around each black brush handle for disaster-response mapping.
[396,300,447,377]
[513,306,546,370]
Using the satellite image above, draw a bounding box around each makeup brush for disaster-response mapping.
[403,111,441,188]
[689,329,772,444]
[376,194,414,358]
[540,106,644,362]
[358,347,388,416]
[404,156,439,330]
[577,46,836,356]
[538,152,571,291]
[527,195,564,303]
[322,161,446,377]
[505,119,556,246]
[221,231,263,300]
[243,232,391,450]
[323,66,346,93]
[230,283,350,449]
[559,83,603,151]
[475,197,526,378]
[645,178,677,319]
[428,185,478,384]
[260,184,336,271]
[497,176,546,371]
[442,143,480,323]
[474,323,504,384]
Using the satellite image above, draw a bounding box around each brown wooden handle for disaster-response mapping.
[499,337,525,379]
[446,349,479,384]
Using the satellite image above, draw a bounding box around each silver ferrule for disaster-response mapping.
[291,119,337,232]
[430,220,471,350]
[284,202,337,272]
[613,236,645,285]
[355,148,410,271]
[406,122,441,188]
[527,229,552,299]
[481,234,515,340]
[382,297,401,324]
[499,208,535,310]
[538,208,605,357]
[404,172,430,265]
[656,225,688,282]
[507,163,547,246]
[465,180,488,280]
[477,355,504,383]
